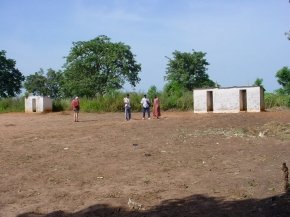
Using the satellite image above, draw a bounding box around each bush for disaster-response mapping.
[264,93,290,109]
[52,99,71,112]
[160,90,193,111]
[0,97,24,113]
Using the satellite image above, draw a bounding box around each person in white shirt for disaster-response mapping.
[140,94,151,120]
[123,94,131,121]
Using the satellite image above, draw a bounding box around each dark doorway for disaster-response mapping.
[32,99,36,112]
[207,91,213,112]
[240,90,247,111]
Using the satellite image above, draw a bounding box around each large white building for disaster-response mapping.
[25,96,53,113]
[193,86,265,113]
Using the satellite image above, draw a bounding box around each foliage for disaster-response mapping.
[275,66,290,95]
[52,98,71,112]
[24,69,48,96]
[147,85,159,101]
[163,81,186,98]
[0,97,24,112]
[62,35,141,97]
[80,93,123,112]
[0,50,24,98]
[253,78,264,89]
[79,91,147,112]
[24,68,63,98]
[165,50,216,92]
[46,69,64,98]
[2,90,290,114]
[265,93,290,108]
[160,90,193,111]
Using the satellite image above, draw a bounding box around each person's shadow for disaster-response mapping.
[17,191,290,217]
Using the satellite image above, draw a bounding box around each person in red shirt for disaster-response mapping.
[71,96,80,122]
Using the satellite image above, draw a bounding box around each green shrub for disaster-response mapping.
[52,99,71,112]
[160,90,193,111]
[265,93,290,108]
[0,97,24,113]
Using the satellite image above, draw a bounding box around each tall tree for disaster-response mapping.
[147,85,159,100]
[46,69,63,98]
[24,68,63,98]
[165,50,215,92]
[253,78,264,89]
[24,69,48,96]
[0,50,24,98]
[275,66,290,95]
[62,35,141,97]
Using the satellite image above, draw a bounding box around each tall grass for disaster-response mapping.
[0,92,289,113]
[0,97,24,113]
[264,93,290,109]
[160,90,193,111]
[52,98,71,112]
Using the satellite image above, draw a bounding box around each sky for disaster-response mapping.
[0,0,290,93]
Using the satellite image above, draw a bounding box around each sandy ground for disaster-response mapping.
[1,110,290,217]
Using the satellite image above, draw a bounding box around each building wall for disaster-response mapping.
[193,86,264,113]
[42,97,53,112]
[213,88,240,113]
[246,87,261,112]
[25,96,52,113]
[193,89,212,113]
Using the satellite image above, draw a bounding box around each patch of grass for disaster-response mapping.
[0,97,24,113]
[265,93,290,109]
[1,91,289,113]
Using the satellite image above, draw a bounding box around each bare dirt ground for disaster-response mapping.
[1,110,290,217]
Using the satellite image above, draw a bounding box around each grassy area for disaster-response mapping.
[0,97,24,113]
[264,93,290,109]
[0,92,289,113]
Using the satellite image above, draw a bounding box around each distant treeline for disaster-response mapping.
[0,92,289,113]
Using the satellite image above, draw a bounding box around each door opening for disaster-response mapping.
[207,91,213,112]
[240,90,247,111]
[32,99,36,112]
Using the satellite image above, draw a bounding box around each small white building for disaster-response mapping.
[193,86,265,113]
[25,96,53,113]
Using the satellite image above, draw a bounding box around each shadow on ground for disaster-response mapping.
[17,191,290,217]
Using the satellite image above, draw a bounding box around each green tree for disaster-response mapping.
[163,81,185,97]
[24,69,48,96]
[147,85,159,101]
[0,50,24,98]
[253,78,264,89]
[62,35,141,97]
[24,68,63,98]
[165,50,215,92]
[275,66,290,95]
[46,69,63,98]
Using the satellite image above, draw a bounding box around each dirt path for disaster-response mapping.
[1,111,290,217]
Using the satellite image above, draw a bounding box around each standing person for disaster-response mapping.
[71,96,80,122]
[123,94,131,121]
[140,94,150,120]
[153,95,161,119]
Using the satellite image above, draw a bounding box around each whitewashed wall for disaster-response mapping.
[193,86,264,113]
[246,87,262,112]
[25,96,52,113]
[193,89,212,113]
[213,88,240,113]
